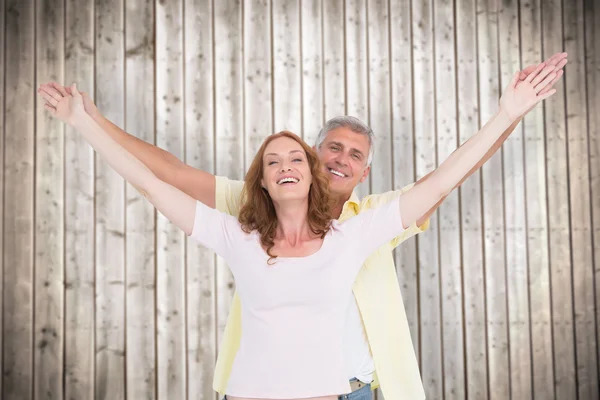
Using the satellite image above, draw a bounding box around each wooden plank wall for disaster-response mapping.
[2,0,599,399]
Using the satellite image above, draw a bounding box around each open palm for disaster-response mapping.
[499,64,558,121]
[41,83,86,125]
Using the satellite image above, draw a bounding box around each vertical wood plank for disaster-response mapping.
[323,0,345,118]
[563,0,598,397]
[477,0,510,397]
[214,0,244,345]
[583,0,600,388]
[95,0,126,398]
[0,0,5,393]
[542,0,577,397]
[34,0,65,398]
[184,0,216,398]
[366,3,392,397]
[344,0,369,199]
[125,0,157,398]
[155,0,186,398]
[434,0,464,398]
[520,0,554,397]
[412,0,443,398]
[389,0,419,360]
[498,1,533,398]
[367,0,392,194]
[244,0,272,161]
[301,0,323,146]
[273,0,301,134]
[3,0,35,398]
[64,0,95,397]
[456,0,488,397]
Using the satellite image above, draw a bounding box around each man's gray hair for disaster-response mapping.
[314,116,375,166]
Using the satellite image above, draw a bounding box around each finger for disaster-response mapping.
[509,71,520,87]
[39,84,63,102]
[538,88,557,101]
[534,71,557,93]
[538,70,563,95]
[43,103,57,115]
[524,63,547,83]
[530,65,556,86]
[50,82,70,97]
[546,52,567,66]
[71,83,81,97]
[521,62,543,79]
[554,58,568,71]
[37,88,59,107]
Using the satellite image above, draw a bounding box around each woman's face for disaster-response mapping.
[261,136,313,204]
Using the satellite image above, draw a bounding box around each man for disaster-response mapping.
[39,52,566,399]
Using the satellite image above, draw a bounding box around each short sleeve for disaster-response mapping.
[340,196,405,260]
[215,176,245,216]
[189,200,242,260]
[367,184,429,249]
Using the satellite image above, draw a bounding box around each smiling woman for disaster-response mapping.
[238,131,335,262]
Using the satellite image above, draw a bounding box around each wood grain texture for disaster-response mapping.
[124,0,157,398]
[34,0,65,398]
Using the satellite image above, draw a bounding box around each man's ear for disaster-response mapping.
[359,166,371,183]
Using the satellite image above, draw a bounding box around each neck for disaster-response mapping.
[273,199,313,241]
[331,191,352,219]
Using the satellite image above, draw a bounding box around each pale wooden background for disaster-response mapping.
[2,0,599,399]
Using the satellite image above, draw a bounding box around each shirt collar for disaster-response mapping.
[340,191,360,218]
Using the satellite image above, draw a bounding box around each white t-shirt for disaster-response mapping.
[344,297,375,383]
[190,197,404,399]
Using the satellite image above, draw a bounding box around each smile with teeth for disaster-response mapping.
[328,168,346,178]
[277,177,300,185]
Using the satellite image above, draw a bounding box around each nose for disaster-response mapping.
[280,164,292,173]
[334,155,348,167]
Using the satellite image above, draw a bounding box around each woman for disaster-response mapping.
[40,63,557,400]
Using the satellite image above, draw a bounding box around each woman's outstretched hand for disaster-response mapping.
[38,83,86,125]
[499,63,560,121]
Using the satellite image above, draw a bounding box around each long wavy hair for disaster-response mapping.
[238,131,335,262]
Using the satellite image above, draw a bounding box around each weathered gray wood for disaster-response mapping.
[457,0,488,397]
[520,0,554,397]
[34,0,65,398]
[245,0,272,160]
[389,0,419,364]
[477,0,510,397]
[584,0,600,389]
[563,0,598,398]
[214,0,244,346]
[323,0,345,118]
[499,1,533,398]
[434,0,464,398]
[0,0,5,393]
[301,0,323,146]
[155,0,186,398]
[542,0,577,397]
[273,0,301,134]
[94,0,126,398]
[64,0,96,397]
[184,0,216,398]
[345,0,369,199]
[366,3,392,397]
[125,0,157,398]
[3,0,35,398]
[412,0,443,398]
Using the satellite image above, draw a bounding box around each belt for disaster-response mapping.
[349,379,367,392]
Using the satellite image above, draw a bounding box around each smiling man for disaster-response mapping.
[38,50,566,400]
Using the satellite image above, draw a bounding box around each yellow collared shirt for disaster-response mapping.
[213,176,429,400]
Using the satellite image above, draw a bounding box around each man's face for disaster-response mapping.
[316,127,371,196]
